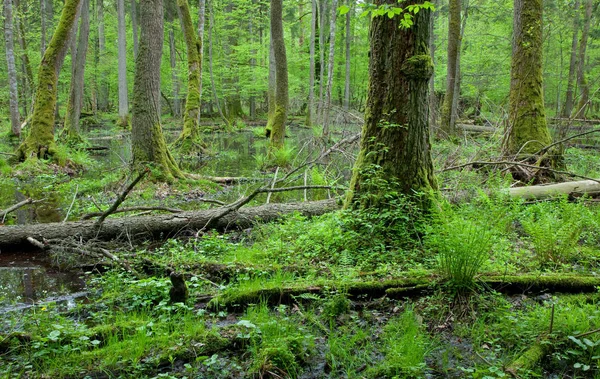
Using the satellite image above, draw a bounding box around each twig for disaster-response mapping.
[0,152,16,157]
[82,206,183,220]
[573,328,600,339]
[440,160,600,183]
[549,303,555,334]
[1,198,34,223]
[266,167,279,204]
[304,170,308,202]
[533,128,600,156]
[63,185,79,223]
[26,237,46,250]
[94,169,149,228]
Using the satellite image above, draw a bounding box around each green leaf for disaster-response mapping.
[339,5,350,15]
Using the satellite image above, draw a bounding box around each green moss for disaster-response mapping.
[400,54,434,81]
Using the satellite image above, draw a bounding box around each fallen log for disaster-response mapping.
[508,180,600,200]
[0,199,339,250]
[456,124,497,133]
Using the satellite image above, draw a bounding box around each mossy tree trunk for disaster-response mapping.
[131,0,183,182]
[502,0,552,157]
[268,0,288,151]
[344,0,437,209]
[561,0,580,118]
[174,0,202,145]
[439,0,460,136]
[16,0,82,161]
[63,0,90,141]
[574,0,592,119]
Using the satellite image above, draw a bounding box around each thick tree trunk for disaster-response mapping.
[168,25,182,118]
[503,0,552,157]
[573,0,592,119]
[562,0,580,118]
[321,0,337,138]
[116,0,129,126]
[345,0,437,208]
[131,0,183,181]
[306,0,317,126]
[131,0,139,59]
[268,0,288,151]
[0,199,338,250]
[343,0,351,111]
[63,0,90,140]
[4,0,21,137]
[174,0,202,144]
[440,0,460,136]
[16,0,83,161]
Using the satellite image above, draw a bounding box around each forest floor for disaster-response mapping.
[1,117,600,378]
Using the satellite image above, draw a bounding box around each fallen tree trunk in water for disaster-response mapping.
[0,199,339,250]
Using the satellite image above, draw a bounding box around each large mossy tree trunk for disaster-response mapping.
[16,0,82,161]
[502,0,552,157]
[131,0,183,182]
[63,0,90,141]
[268,0,288,151]
[174,0,203,146]
[344,0,437,209]
[439,0,460,136]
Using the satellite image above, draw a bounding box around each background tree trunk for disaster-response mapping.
[197,0,206,123]
[343,0,351,111]
[317,0,326,124]
[345,0,436,209]
[321,0,337,138]
[207,0,229,128]
[440,0,461,136]
[169,24,182,117]
[96,0,109,111]
[131,0,139,59]
[561,0,580,118]
[131,0,183,181]
[15,0,34,117]
[117,0,129,126]
[16,0,83,161]
[503,0,552,157]
[40,0,47,56]
[306,0,317,126]
[265,31,276,135]
[64,0,90,139]
[573,0,592,119]
[268,0,288,150]
[4,0,21,137]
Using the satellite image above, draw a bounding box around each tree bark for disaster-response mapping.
[197,0,206,123]
[343,0,351,111]
[321,0,337,138]
[4,0,21,137]
[168,24,182,117]
[317,0,326,124]
[117,0,129,126]
[265,30,276,134]
[428,0,437,128]
[268,0,289,151]
[306,0,317,126]
[503,0,552,157]
[14,0,34,117]
[345,0,437,209]
[131,0,139,59]
[16,0,83,161]
[207,1,229,128]
[562,0,580,118]
[40,0,47,56]
[573,0,592,119]
[131,0,183,181]
[96,0,108,111]
[63,0,90,140]
[440,0,461,136]
[0,199,338,250]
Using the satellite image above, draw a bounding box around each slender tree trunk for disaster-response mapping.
[322,0,337,137]
[197,0,206,123]
[96,0,108,111]
[131,0,183,181]
[562,0,580,118]
[207,0,229,128]
[131,0,139,59]
[40,0,47,56]
[16,0,83,161]
[268,0,288,150]
[265,32,276,135]
[503,0,552,157]
[15,0,34,117]
[343,0,351,111]
[4,0,21,137]
[317,0,326,124]
[574,0,592,119]
[428,0,437,128]
[440,0,460,136]
[117,0,129,126]
[450,0,469,129]
[64,0,90,140]
[249,17,256,119]
[306,0,317,126]
[174,0,202,145]
[169,24,181,117]
[345,0,436,209]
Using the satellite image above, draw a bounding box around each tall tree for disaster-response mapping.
[4,0,21,137]
[321,0,337,137]
[503,0,552,157]
[117,0,129,126]
[174,0,203,145]
[14,0,34,117]
[168,23,182,117]
[131,0,139,58]
[131,0,183,181]
[573,0,592,119]
[345,0,437,209]
[306,0,317,126]
[439,0,461,135]
[16,0,83,161]
[562,0,581,118]
[343,0,351,111]
[96,0,109,111]
[317,0,326,123]
[63,0,90,140]
[268,0,288,150]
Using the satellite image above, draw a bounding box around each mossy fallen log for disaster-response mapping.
[505,340,551,376]
[0,199,339,250]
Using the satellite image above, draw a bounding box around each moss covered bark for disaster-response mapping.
[173,0,203,149]
[131,0,183,182]
[267,0,288,151]
[503,0,552,157]
[344,0,437,209]
[16,0,82,161]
